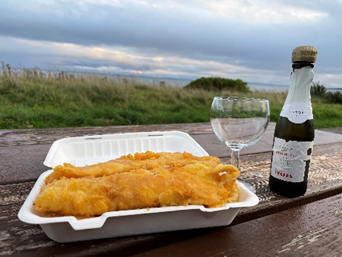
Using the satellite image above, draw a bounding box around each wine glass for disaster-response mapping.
[210,96,270,191]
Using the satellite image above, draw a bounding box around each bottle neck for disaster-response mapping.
[284,62,314,106]
[292,62,314,69]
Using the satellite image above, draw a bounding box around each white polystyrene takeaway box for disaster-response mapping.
[18,131,259,243]
[43,131,209,167]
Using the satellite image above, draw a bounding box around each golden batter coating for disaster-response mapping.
[34,151,240,218]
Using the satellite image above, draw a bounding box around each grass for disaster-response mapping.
[0,65,342,129]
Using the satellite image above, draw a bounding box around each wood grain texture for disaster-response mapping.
[1,123,342,256]
[1,142,341,256]
[2,122,342,184]
[2,184,340,257]
[133,194,342,257]
[1,122,342,147]
[0,123,212,147]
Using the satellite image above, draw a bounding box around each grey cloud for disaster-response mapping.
[0,1,341,86]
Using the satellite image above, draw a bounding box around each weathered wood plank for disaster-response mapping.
[1,122,342,147]
[133,194,342,257]
[0,123,213,147]
[2,123,342,184]
[0,145,49,184]
[1,143,341,257]
[1,182,341,256]
[1,124,342,256]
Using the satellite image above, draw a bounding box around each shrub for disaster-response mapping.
[325,91,342,104]
[311,81,327,97]
[184,77,251,92]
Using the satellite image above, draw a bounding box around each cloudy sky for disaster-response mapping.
[0,0,341,87]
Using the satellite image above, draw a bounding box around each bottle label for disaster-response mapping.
[280,102,313,124]
[271,137,313,182]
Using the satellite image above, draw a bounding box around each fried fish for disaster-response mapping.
[34,151,240,218]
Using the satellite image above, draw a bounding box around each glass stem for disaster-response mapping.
[231,149,240,170]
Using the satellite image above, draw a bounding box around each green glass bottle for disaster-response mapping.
[269,45,318,197]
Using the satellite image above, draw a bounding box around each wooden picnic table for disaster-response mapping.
[1,122,342,256]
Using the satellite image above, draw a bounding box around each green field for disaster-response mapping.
[1,66,342,129]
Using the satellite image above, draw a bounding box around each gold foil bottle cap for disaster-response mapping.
[292,45,317,63]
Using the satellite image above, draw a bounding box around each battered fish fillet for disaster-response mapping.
[34,151,240,218]
[44,152,221,184]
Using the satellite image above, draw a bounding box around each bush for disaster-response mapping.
[325,91,342,104]
[311,81,326,97]
[184,77,251,92]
